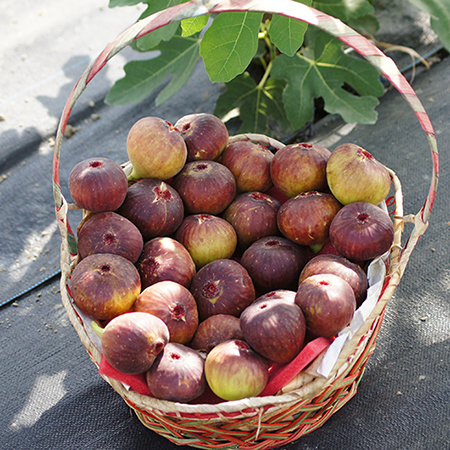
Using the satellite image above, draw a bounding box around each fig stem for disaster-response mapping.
[257,59,273,90]
[127,167,141,182]
[91,321,104,339]
[310,243,325,253]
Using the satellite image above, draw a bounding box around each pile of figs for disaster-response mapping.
[67,112,394,403]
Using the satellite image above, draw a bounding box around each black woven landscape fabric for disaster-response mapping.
[1,2,449,449]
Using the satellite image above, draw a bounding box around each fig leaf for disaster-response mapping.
[200,11,263,83]
[312,0,374,22]
[105,32,201,106]
[214,73,291,135]
[181,15,209,37]
[407,0,450,52]
[269,1,311,57]
[271,30,384,129]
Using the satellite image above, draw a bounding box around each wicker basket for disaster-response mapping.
[52,1,439,449]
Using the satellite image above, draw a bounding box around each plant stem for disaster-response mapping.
[91,321,104,339]
[259,56,267,71]
[255,32,277,90]
[257,59,273,90]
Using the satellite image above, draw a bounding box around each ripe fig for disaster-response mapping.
[240,297,306,363]
[299,254,368,306]
[277,191,342,247]
[204,340,269,401]
[190,259,255,321]
[220,140,274,193]
[171,160,236,215]
[222,192,282,249]
[256,289,297,303]
[270,143,331,198]
[175,214,237,269]
[146,342,206,402]
[326,143,391,205]
[174,113,229,162]
[329,202,394,262]
[127,116,187,180]
[97,311,169,374]
[136,237,196,290]
[70,253,141,321]
[295,273,356,338]
[77,211,143,264]
[190,314,244,353]
[117,178,184,241]
[133,280,199,345]
[240,236,309,294]
[68,157,128,212]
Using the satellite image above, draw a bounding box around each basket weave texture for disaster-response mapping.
[52,1,439,449]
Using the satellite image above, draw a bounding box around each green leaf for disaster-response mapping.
[181,15,209,37]
[254,38,268,59]
[105,33,201,106]
[264,78,293,132]
[347,13,380,35]
[269,1,311,57]
[312,0,374,21]
[134,0,182,51]
[200,11,264,83]
[214,73,290,135]
[67,232,78,257]
[407,0,450,51]
[135,22,179,51]
[271,31,384,129]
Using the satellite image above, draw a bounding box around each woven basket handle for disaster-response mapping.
[52,0,439,281]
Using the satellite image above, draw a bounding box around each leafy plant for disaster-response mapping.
[105,0,389,138]
[407,0,450,52]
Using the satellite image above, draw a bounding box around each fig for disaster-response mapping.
[146,342,206,402]
[270,143,331,198]
[222,192,282,249]
[240,297,306,363]
[96,311,169,374]
[220,140,274,193]
[240,236,309,293]
[70,253,141,321]
[68,157,128,212]
[175,214,237,269]
[117,178,184,241]
[277,191,342,247]
[326,143,391,205]
[77,211,143,264]
[127,116,187,180]
[256,289,297,303]
[329,202,394,262]
[317,241,341,257]
[133,280,199,345]
[136,237,196,290]
[295,273,356,338]
[204,340,269,401]
[299,254,368,306]
[174,113,229,162]
[190,314,244,353]
[190,259,255,321]
[171,160,236,215]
